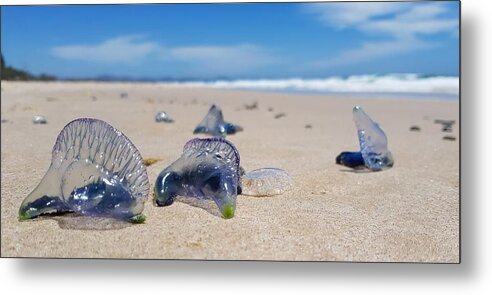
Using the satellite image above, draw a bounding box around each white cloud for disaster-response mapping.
[52,37,274,75]
[305,2,458,68]
[306,2,408,28]
[310,37,433,69]
[360,3,458,38]
[52,35,160,64]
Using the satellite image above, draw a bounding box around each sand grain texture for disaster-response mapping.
[1,81,459,262]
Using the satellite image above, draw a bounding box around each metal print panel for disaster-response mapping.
[0,1,460,262]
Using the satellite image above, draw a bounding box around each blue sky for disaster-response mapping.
[1,1,459,79]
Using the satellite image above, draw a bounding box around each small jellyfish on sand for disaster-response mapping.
[120,92,128,98]
[154,138,240,219]
[241,168,292,197]
[155,111,174,123]
[434,119,455,132]
[193,105,243,137]
[18,118,150,223]
[336,106,394,171]
[32,115,47,124]
[244,101,258,110]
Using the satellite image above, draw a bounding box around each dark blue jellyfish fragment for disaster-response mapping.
[335,152,366,169]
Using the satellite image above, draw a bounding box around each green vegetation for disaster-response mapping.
[1,54,56,81]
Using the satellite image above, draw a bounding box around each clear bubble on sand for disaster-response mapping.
[32,115,47,124]
[241,168,292,197]
[193,105,243,137]
[336,106,394,171]
[18,118,150,223]
[154,137,240,219]
[155,111,174,123]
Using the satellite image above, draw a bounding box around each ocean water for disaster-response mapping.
[167,74,459,100]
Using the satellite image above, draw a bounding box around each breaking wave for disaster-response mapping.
[170,74,459,98]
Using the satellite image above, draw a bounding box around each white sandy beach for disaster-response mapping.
[0,81,459,262]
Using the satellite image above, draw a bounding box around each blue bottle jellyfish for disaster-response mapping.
[193,105,243,137]
[336,106,394,171]
[32,115,47,124]
[18,118,150,223]
[155,111,174,123]
[154,137,240,219]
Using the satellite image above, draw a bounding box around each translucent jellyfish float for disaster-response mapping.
[154,138,292,218]
[241,168,292,197]
[336,106,394,171]
[154,138,240,218]
[193,105,243,137]
[18,118,150,223]
[155,111,174,123]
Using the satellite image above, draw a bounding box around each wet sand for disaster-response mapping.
[0,81,459,262]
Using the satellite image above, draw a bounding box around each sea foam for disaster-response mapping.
[169,74,459,98]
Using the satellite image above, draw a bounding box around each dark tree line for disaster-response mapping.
[1,54,56,81]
